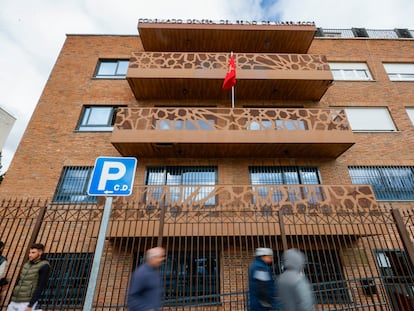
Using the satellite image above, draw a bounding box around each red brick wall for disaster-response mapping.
[1,36,413,200]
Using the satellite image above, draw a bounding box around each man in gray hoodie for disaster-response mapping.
[276,249,316,311]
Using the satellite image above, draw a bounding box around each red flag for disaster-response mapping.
[222,54,236,90]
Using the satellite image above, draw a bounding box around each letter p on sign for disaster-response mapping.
[88,157,137,196]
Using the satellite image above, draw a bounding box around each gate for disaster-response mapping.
[0,197,413,311]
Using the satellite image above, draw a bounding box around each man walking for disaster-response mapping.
[127,246,166,311]
[248,247,279,311]
[7,243,50,311]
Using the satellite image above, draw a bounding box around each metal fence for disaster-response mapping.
[0,197,413,311]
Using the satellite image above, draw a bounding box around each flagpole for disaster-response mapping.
[230,51,234,108]
[231,86,234,109]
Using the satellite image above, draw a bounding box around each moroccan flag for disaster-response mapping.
[222,54,236,90]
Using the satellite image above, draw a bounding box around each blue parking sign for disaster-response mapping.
[88,157,137,196]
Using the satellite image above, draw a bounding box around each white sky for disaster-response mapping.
[1,0,413,174]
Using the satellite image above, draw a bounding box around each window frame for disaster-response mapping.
[133,250,220,306]
[53,166,97,203]
[77,106,118,132]
[349,166,414,201]
[249,166,323,205]
[155,119,216,130]
[383,63,414,81]
[145,166,218,207]
[274,249,350,305]
[95,59,129,79]
[406,107,414,125]
[344,107,396,132]
[329,62,373,81]
[375,249,414,308]
[41,253,93,308]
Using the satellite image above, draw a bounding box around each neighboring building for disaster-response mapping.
[0,106,16,154]
[0,107,16,173]
[0,21,414,311]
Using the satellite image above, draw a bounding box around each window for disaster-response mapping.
[53,166,97,203]
[275,249,350,304]
[95,59,129,78]
[383,63,414,81]
[349,166,414,200]
[134,250,219,306]
[407,108,414,125]
[156,119,215,130]
[375,250,414,309]
[345,107,396,131]
[77,106,118,131]
[42,253,93,307]
[146,166,217,206]
[249,167,322,204]
[303,250,350,304]
[247,120,307,130]
[329,62,373,80]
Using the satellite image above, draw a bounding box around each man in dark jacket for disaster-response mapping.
[277,248,315,311]
[127,247,166,311]
[7,243,50,311]
[248,247,279,311]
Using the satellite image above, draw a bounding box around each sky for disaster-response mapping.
[1,0,414,174]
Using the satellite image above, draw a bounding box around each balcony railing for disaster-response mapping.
[111,107,355,158]
[111,184,379,219]
[126,52,333,100]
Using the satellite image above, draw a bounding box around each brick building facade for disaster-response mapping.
[0,22,413,310]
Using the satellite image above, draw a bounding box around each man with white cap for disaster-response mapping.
[248,247,279,311]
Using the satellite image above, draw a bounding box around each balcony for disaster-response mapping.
[138,21,316,53]
[107,184,380,237]
[111,107,355,158]
[126,52,333,101]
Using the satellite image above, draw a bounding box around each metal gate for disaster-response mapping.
[0,197,413,311]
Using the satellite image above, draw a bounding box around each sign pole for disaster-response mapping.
[83,196,113,311]
[84,156,137,311]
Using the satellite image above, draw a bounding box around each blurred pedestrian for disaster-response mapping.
[127,246,166,311]
[248,247,280,310]
[0,241,8,289]
[277,248,316,311]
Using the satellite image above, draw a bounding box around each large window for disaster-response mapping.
[345,107,396,131]
[349,166,414,201]
[329,62,373,81]
[95,59,129,78]
[53,166,97,203]
[406,107,414,125]
[42,253,93,307]
[249,167,322,204]
[134,250,219,306]
[146,166,217,206]
[77,106,118,131]
[383,63,414,81]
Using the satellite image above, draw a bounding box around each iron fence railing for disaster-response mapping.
[0,198,413,310]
